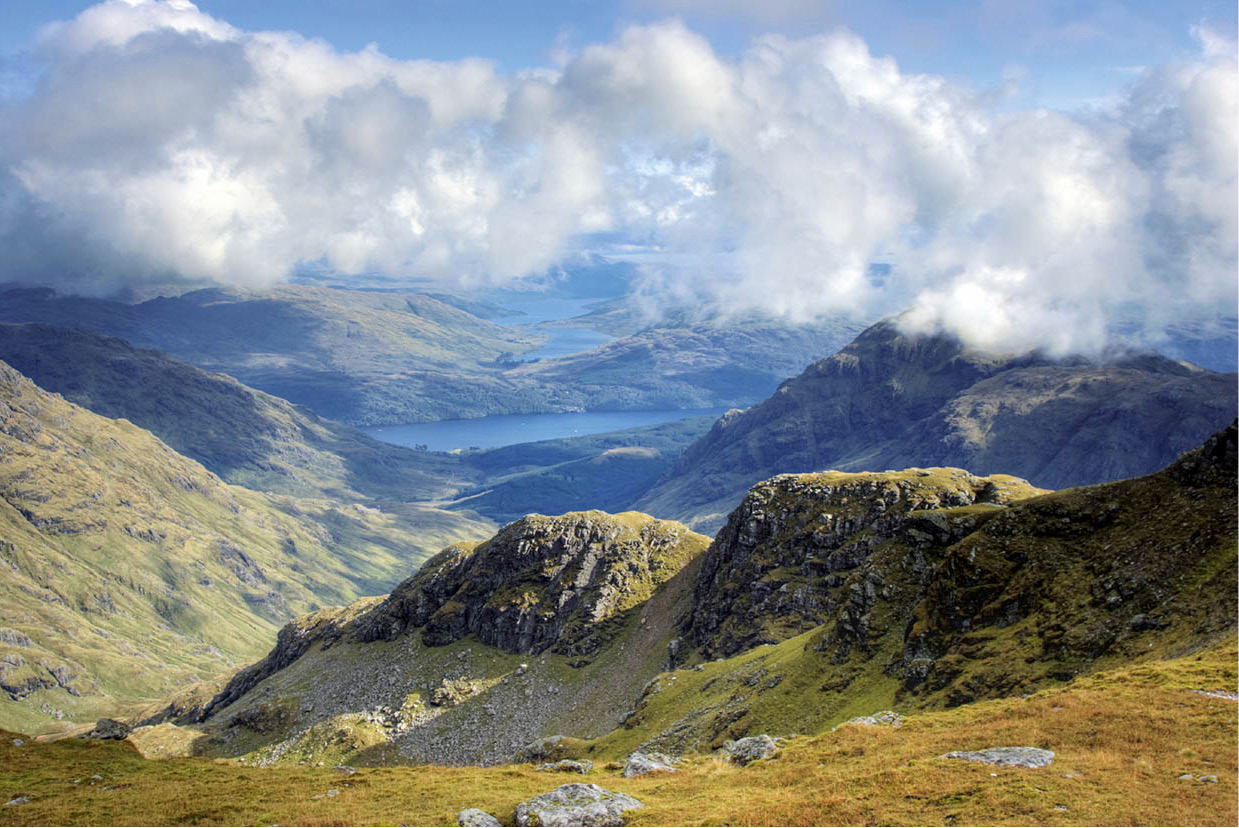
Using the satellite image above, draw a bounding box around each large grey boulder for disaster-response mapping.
[622,752,677,777]
[944,747,1054,768]
[834,711,904,730]
[458,808,501,827]
[515,783,644,827]
[83,718,130,740]
[722,734,780,765]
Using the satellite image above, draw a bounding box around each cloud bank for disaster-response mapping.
[0,0,1234,355]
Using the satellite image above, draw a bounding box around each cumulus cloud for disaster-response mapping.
[0,0,1234,356]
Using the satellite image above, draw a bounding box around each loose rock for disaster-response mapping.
[623,751,678,777]
[944,747,1054,768]
[515,783,644,827]
[722,734,780,765]
[83,718,130,740]
[5,797,30,806]
[537,759,593,774]
[834,711,904,730]
[458,807,502,827]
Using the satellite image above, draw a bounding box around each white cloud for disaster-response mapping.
[0,0,1234,357]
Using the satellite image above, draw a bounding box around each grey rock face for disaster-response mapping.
[359,513,699,657]
[515,783,644,827]
[722,734,780,765]
[622,752,677,777]
[944,747,1054,768]
[458,807,502,827]
[537,759,593,774]
[83,718,130,740]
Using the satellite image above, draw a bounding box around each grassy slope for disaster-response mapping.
[0,322,474,502]
[0,360,493,734]
[0,640,1233,826]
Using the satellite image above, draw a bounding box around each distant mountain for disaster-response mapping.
[636,318,1237,531]
[508,321,863,411]
[0,360,492,735]
[0,323,478,502]
[0,285,545,426]
[0,284,861,426]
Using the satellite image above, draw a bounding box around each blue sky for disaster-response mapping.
[2,0,1234,109]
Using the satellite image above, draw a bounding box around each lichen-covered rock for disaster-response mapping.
[944,747,1054,768]
[358,512,706,657]
[537,759,593,774]
[835,711,904,730]
[722,734,780,765]
[458,807,501,826]
[622,752,677,777]
[515,783,644,827]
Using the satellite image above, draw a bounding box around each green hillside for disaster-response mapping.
[0,360,493,734]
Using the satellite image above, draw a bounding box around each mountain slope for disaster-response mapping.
[637,317,1237,531]
[0,360,491,734]
[0,323,474,501]
[150,424,1236,770]
[0,285,546,426]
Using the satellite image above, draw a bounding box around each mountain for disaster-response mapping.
[0,322,475,501]
[0,360,493,735]
[0,285,546,426]
[147,423,1235,769]
[637,317,1237,531]
[0,284,862,427]
[507,321,863,412]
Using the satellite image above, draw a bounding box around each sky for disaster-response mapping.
[0,0,1235,355]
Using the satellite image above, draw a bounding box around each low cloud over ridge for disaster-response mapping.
[0,0,1234,356]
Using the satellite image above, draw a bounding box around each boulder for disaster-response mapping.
[944,747,1054,768]
[537,759,593,774]
[835,711,904,730]
[622,752,677,777]
[458,808,502,827]
[722,734,780,765]
[515,783,644,827]
[84,718,130,740]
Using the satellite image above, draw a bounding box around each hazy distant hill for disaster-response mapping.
[0,285,546,426]
[0,322,474,502]
[0,285,860,426]
[0,360,492,734]
[636,318,1237,531]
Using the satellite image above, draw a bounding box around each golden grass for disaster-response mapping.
[1,640,1233,826]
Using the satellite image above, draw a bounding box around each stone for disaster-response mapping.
[5,797,30,806]
[11,738,23,747]
[1198,774,1218,784]
[515,783,644,827]
[537,759,593,774]
[944,747,1054,768]
[622,752,677,777]
[84,718,130,740]
[722,735,780,765]
[458,808,501,827]
[834,710,904,730]
[1178,773,1195,780]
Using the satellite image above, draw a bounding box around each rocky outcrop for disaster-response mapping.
[944,747,1054,768]
[684,469,1045,658]
[357,512,707,657]
[458,808,501,827]
[515,784,644,827]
